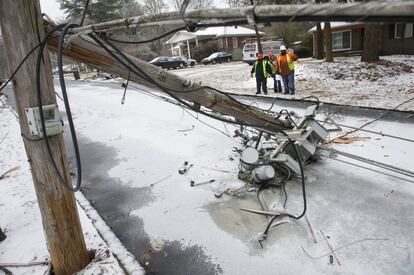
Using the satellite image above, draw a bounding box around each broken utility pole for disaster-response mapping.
[0,1,89,274]
[46,33,291,133]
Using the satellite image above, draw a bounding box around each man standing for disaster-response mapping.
[251,53,273,95]
[275,45,298,95]
[268,52,283,93]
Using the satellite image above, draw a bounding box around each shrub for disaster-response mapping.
[192,41,219,62]
[123,45,158,62]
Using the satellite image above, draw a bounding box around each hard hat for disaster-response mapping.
[280,45,287,51]
[257,53,264,59]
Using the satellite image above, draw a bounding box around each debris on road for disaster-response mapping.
[0,165,20,180]
[190,179,215,187]
[332,136,371,144]
[178,161,193,175]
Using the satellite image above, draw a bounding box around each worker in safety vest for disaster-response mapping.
[268,52,283,93]
[274,45,298,95]
[250,53,273,95]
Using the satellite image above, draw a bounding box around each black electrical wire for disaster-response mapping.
[0,44,41,93]
[56,23,83,192]
[105,26,186,44]
[105,76,235,138]
[261,140,307,241]
[80,0,91,26]
[99,33,283,117]
[300,95,320,109]
[329,95,414,142]
[76,32,289,128]
[36,23,82,192]
[102,21,246,45]
[90,33,285,131]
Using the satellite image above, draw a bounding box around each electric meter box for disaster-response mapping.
[25,104,63,138]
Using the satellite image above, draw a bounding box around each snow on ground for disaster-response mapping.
[174,55,414,111]
[0,95,143,274]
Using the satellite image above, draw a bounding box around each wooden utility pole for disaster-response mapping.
[0,1,90,274]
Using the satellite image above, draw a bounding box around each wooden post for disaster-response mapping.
[0,1,90,274]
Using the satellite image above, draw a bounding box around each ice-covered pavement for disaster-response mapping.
[174,56,414,111]
[56,79,414,274]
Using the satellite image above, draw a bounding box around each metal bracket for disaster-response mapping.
[25,104,63,138]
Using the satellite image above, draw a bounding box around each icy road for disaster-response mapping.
[52,78,414,275]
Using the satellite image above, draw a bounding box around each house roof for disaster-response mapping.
[307,22,364,33]
[165,26,264,44]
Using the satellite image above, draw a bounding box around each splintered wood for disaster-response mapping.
[333,136,371,144]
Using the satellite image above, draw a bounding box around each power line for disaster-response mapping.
[0,44,41,93]
[71,2,414,34]
[327,95,414,143]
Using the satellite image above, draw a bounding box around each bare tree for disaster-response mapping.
[227,0,303,6]
[143,0,168,15]
[172,0,213,10]
[227,0,251,6]
[121,0,144,17]
[324,21,333,62]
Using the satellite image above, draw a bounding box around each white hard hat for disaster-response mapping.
[280,45,287,51]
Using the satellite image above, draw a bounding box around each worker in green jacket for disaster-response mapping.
[251,53,273,95]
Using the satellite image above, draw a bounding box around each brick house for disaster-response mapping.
[165,26,264,61]
[308,22,414,57]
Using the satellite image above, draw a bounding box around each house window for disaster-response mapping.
[232,37,238,48]
[395,23,413,38]
[332,30,351,51]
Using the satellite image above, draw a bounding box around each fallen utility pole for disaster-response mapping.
[0,1,89,274]
[46,33,290,133]
[71,2,414,35]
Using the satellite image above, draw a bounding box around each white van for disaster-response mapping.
[242,39,285,65]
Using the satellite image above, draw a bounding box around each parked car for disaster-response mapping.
[149,56,187,69]
[172,56,197,67]
[201,52,233,65]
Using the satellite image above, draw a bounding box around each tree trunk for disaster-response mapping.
[250,0,262,54]
[0,1,90,274]
[315,22,324,59]
[254,24,263,54]
[324,21,333,62]
[361,23,380,63]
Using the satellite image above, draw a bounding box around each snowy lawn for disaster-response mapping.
[174,55,414,111]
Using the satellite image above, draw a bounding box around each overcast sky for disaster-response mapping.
[39,0,227,20]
